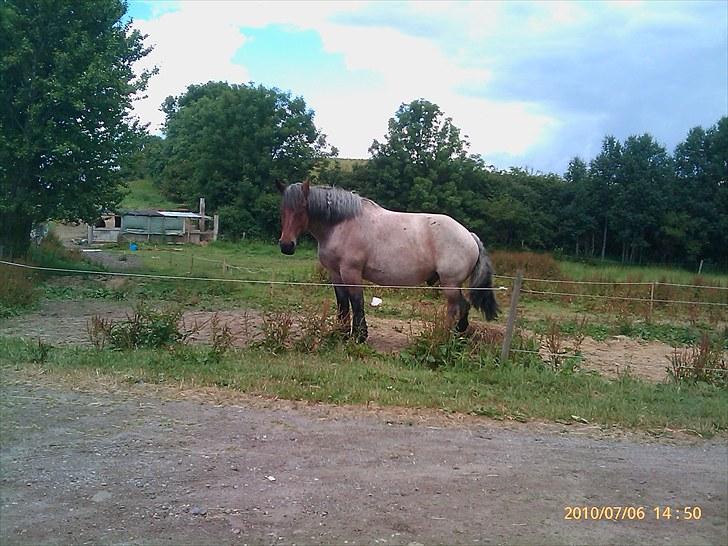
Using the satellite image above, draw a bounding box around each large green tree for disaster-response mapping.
[672,117,728,267]
[611,134,672,263]
[0,0,154,257]
[358,99,490,225]
[157,82,332,238]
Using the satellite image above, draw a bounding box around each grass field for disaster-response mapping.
[120,178,185,210]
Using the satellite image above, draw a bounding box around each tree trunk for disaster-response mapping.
[0,210,34,259]
[600,218,608,260]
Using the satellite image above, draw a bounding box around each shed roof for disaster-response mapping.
[123,210,211,219]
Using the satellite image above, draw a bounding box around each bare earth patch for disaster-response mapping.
[577,336,675,382]
[0,300,694,383]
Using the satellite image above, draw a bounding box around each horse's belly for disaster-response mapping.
[362,262,431,287]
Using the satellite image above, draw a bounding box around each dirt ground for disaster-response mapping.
[0,297,685,383]
[1,370,726,546]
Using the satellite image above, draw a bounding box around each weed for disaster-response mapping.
[400,308,497,370]
[87,303,185,350]
[29,338,51,364]
[540,317,567,371]
[668,334,728,388]
[491,250,561,279]
[295,301,342,353]
[257,310,294,352]
[27,231,89,270]
[207,313,234,362]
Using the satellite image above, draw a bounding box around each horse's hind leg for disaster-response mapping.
[444,287,470,334]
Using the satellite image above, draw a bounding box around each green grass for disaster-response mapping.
[2,336,726,436]
[55,239,446,316]
[120,178,184,210]
[524,316,727,348]
[558,258,727,286]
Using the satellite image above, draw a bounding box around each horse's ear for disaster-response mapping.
[275,180,286,194]
[302,179,310,198]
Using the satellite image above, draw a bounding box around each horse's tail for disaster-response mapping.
[467,233,499,321]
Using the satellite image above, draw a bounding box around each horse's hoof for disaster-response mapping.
[455,318,469,334]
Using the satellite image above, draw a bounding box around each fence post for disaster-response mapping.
[222,258,227,276]
[500,269,523,362]
[649,282,655,320]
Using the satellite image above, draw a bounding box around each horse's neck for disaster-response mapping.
[306,218,330,243]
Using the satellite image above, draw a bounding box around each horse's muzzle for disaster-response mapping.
[279,241,296,255]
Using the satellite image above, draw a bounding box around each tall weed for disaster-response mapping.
[87,303,185,350]
[668,334,728,388]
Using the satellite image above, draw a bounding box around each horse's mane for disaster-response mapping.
[283,183,363,224]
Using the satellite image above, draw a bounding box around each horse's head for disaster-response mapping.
[277,180,310,255]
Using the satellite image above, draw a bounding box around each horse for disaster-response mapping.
[277,180,498,342]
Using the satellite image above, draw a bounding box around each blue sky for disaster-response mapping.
[127,0,727,174]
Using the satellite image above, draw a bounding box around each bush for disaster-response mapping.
[27,231,86,269]
[491,250,561,279]
[0,264,38,318]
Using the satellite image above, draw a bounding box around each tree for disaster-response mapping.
[673,117,728,267]
[0,0,154,257]
[612,134,672,263]
[157,82,333,238]
[362,99,479,216]
[560,157,597,256]
[589,136,622,260]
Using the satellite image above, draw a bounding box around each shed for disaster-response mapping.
[87,208,219,245]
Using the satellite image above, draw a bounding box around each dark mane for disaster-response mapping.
[282,183,363,224]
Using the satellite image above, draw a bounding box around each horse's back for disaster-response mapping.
[352,202,478,286]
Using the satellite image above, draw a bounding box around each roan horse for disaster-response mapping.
[277,181,498,342]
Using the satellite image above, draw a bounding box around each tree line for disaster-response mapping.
[134,82,726,270]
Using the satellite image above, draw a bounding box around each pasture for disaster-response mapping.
[1,231,726,434]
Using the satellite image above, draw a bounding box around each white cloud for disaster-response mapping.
[132,6,249,132]
[128,1,725,171]
[130,1,555,160]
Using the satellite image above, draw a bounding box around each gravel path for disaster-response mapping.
[1,379,726,546]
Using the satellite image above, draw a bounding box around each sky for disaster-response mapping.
[126,0,728,174]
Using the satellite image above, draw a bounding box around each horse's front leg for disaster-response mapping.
[330,272,351,337]
[340,266,367,342]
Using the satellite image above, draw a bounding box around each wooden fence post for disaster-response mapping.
[500,269,524,363]
[649,282,655,320]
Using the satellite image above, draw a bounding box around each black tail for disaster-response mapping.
[467,233,499,321]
